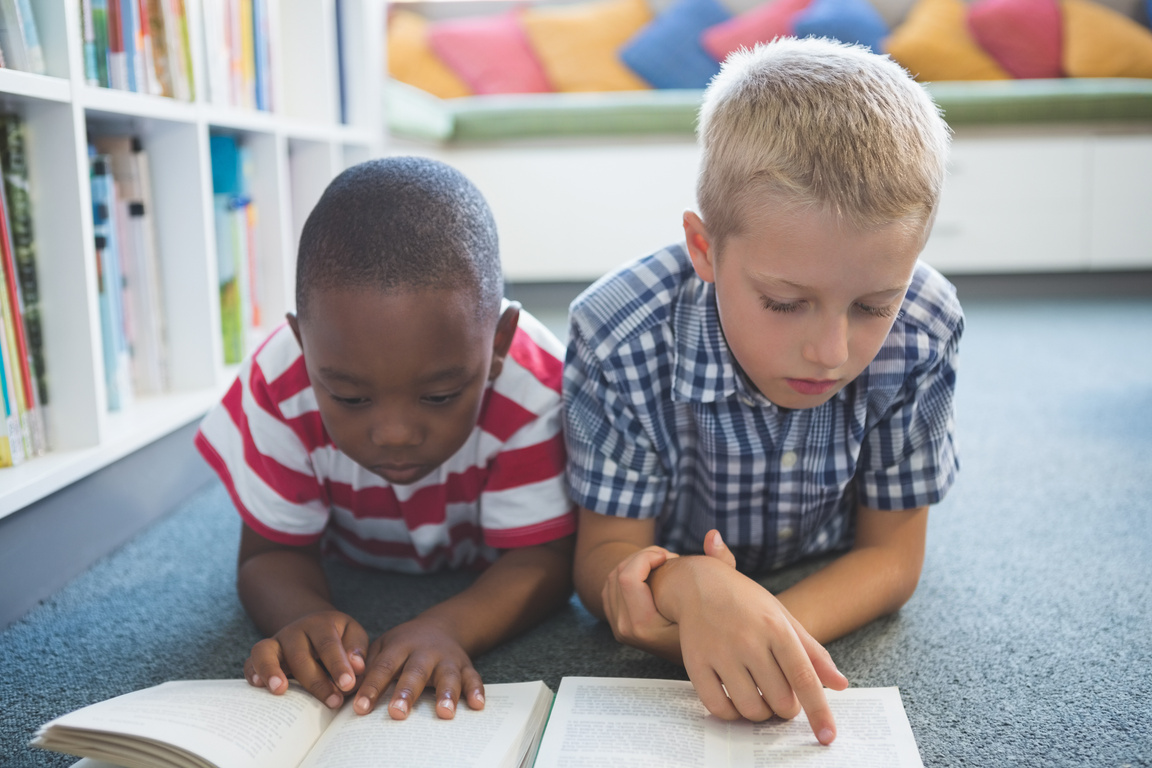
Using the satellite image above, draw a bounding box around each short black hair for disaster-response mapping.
[295,156,502,321]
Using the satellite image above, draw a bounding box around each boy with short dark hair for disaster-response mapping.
[196,156,575,721]
[564,38,963,745]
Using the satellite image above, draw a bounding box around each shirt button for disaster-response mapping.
[779,527,794,541]
[740,395,755,407]
[781,451,798,469]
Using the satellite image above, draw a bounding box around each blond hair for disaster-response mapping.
[696,37,951,247]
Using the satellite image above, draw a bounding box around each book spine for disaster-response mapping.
[0,177,33,458]
[136,0,161,96]
[119,0,138,92]
[145,0,173,98]
[0,0,31,71]
[106,0,128,90]
[90,153,133,412]
[0,243,24,466]
[80,0,100,85]
[251,0,267,112]
[334,0,347,124]
[91,0,111,88]
[0,113,48,454]
[173,0,194,100]
[12,0,45,74]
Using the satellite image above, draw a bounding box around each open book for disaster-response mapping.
[33,677,924,768]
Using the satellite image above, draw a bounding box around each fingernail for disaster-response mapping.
[392,697,408,715]
[356,697,371,713]
[818,728,835,745]
[439,694,455,713]
[268,676,283,691]
[473,690,485,705]
[251,674,262,686]
[326,694,342,709]
[338,673,354,689]
[715,531,725,547]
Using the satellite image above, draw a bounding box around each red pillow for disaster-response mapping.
[427,13,553,95]
[968,0,1063,78]
[701,0,813,62]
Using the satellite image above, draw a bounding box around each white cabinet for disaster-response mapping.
[0,0,385,519]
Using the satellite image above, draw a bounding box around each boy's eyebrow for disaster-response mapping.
[750,272,909,297]
[318,366,473,387]
[319,367,368,386]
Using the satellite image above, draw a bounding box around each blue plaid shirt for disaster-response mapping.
[563,244,964,572]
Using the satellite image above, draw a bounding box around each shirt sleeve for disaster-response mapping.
[856,318,963,511]
[478,324,577,549]
[194,348,331,546]
[562,320,671,519]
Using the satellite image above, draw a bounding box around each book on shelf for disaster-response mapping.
[0,141,47,463]
[84,0,193,100]
[0,230,26,467]
[89,151,135,413]
[93,134,169,397]
[209,133,260,366]
[31,676,926,768]
[0,0,45,75]
[0,113,48,458]
[202,0,273,111]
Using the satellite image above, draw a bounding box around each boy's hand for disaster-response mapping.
[244,609,368,709]
[652,531,849,745]
[601,545,680,656]
[353,617,484,721]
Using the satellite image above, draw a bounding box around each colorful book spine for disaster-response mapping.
[12,0,45,73]
[0,171,34,458]
[80,0,100,86]
[120,0,141,93]
[90,153,134,412]
[106,0,128,90]
[90,0,111,88]
[0,114,48,454]
[209,134,251,365]
[0,237,24,467]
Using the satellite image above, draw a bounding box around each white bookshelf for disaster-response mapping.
[0,0,385,519]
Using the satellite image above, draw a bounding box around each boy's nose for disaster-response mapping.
[369,415,422,448]
[803,314,850,371]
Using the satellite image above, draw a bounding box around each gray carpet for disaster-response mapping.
[2,288,1150,767]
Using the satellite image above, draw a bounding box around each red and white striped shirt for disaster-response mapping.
[195,309,576,573]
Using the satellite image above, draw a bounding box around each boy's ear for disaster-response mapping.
[489,302,521,381]
[683,211,716,284]
[286,312,302,348]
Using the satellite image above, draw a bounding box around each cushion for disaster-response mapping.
[386,9,472,99]
[521,0,653,92]
[1061,0,1152,77]
[620,0,733,88]
[967,0,1063,78]
[884,0,1012,80]
[701,0,812,63]
[427,13,553,95]
[793,0,890,52]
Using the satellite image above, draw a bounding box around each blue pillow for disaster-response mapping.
[619,0,732,89]
[792,0,889,53]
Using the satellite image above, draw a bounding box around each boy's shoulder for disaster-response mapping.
[493,306,565,406]
[896,261,965,343]
[569,243,697,350]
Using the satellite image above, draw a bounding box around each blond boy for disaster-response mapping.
[564,38,962,744]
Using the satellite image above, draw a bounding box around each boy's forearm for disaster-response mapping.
[775,546,922,644]
[237,549,336,637]
[573,538,645,620]
[416,536,575,658]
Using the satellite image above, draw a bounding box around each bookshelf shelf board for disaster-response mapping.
[78,87,199,124]
[0,385,227,521]
[201,106,281,135]
[0,71,71,104]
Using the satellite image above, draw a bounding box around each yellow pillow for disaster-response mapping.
[520,0,654,92]
[884,0,1011,81]
[387,9,472,99]
[1062,0,1152,78]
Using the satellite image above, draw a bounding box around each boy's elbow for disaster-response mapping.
[885,560,925,615]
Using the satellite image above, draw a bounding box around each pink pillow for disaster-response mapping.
[427,13,552,95]
[968,0,1063,78]
[701,0,813,62]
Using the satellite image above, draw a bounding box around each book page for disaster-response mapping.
[36,680,334,768]
[299,681,552,768]
[533,677,727,768]
[726,687,924,768]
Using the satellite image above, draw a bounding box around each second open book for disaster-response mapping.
[35,676,925,767]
